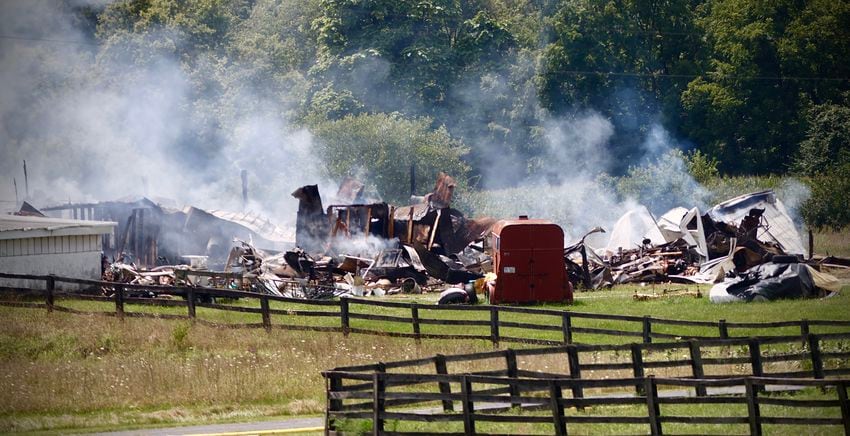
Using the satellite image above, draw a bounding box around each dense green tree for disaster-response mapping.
[539,0,704,169]
[309,113,470,204]
[311,0,514,114]
[794,102,850,177]
[681,0,850,174]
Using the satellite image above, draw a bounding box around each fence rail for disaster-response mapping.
[2,271,850,346]
[323,373,850,435]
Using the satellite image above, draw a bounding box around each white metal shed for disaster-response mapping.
[0,215,116,290]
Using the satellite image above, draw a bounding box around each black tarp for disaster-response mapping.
[722,261,815,302]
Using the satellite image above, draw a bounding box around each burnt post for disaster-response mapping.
[241,169,248,211]
[45,275,55,313]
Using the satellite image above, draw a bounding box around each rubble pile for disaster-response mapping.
[30,175,842,304]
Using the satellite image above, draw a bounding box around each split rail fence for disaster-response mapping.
[324,337,850,434]
[324,373,850,435]
[2,272,850,346]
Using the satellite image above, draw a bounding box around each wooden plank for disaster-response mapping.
[490,306,499,347]
[645,376,661,436]
[184,287,196,318]
[809,334,824,379]
[642,316,652,344]
[562,313,572,344]
[688,341,706,397]
[434,354,453,412]
[549,380,567,436]
[745,378,762,436]
[260,296,271,332]
[460,375,474,435]
[45,275,54,313]
[631,344,645,396]
[719,319,729,339]
[838,381,850,435]
[114,285,124,321]
[566,345,583,408]
[372,372,384,436]
[411,303,421,343]
[340,298,350,336]
[504,349,520,408]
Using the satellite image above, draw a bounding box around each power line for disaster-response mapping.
[0,34,99,46]
[555,69,850,82]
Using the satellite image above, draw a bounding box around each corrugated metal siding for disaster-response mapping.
[0,235,101,257]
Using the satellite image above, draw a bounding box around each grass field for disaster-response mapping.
[1,231,848,434]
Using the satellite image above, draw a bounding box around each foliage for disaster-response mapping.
[685,149,720,184]
[615,149,711,212]
[680,0,850,173]
[801,164,850,230]
[309,112,470,204]
[794,102,850,176]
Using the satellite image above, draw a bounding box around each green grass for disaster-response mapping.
[335,388,844,435]
[1,227,847,433]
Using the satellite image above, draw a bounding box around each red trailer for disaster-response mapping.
[488,217,573,304]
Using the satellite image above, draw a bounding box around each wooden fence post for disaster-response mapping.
[837,381,850,436]
[562,312,572,344]
[800,319,810,345]
[631,343,646,396]
[645,376,662,436]
[260,296,271,332]
[326,374,342,434]
[745,378,762,436]
[505,349,520,408]
[642,316,652,343]
[718,319,729,339]
[372,371,385,436]
[549,379,567,436]
[45,275,55,313]
[186,287,196,319]
[566,345,584,408]
[340,298,350,337]
[808,334,824,379]
[748,338,763,377]
[461,375,475,435]
[688,341,707,397]
[114,285,124,321]
[490,306,500,347]
[434,354,453,412]
[411,303,421,344]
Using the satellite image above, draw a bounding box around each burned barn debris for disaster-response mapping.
[15,174,842,306]
[571,190,841,303]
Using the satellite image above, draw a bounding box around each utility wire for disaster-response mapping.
[0,34,99,46]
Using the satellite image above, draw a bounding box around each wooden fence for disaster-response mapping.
[323,373,850,435]
[2,271,850,346]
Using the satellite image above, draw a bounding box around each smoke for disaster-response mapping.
[0,0,334,225]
